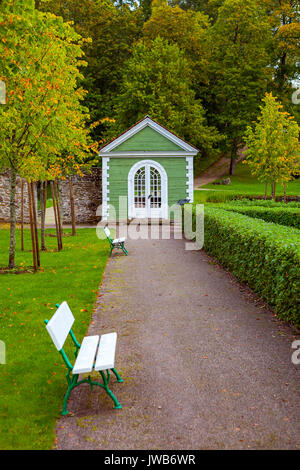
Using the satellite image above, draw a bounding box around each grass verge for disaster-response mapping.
[0,226,109,449]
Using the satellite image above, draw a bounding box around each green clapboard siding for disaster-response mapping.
[108,157,187,219]
[111,126,183,152]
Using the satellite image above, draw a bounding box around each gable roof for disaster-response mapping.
[99,116,199,156]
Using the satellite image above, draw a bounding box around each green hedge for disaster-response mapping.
[194,206,300,326]
[228,198,300,208]
[217,204,300,229]
[194,191,300,205]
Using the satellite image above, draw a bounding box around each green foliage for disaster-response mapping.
[263,0,300,120]
[208,0,271,169]
[143,2,211,91]
[113,36,222,159]
[244,93,300,188]
[198,206,300,325]
[229,198,300,208]
[216,203,300,229]
[38,0,144,144]
[0,2,94,180]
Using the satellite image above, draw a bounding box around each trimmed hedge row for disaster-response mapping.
[229,199,300,208]
[217,204,300,229]
[202,192,300,204]
[193,206,300,326]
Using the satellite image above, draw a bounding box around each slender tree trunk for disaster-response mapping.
[264,182,267,200]
[31,182,40,267]
[50,181,62,251]
[229,141,238,176]
[69,176,76,236]
[57,181,63,233]
[229,155,235,176]
[283,182,287,203]
[21,178,24,251]
[8,167,17,269]
[272,182,276,201]
[27,181,37,272]
[54,180,63,249]
[40,181,46,251]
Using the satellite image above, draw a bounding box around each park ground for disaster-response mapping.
[0,160,299,449]
[55,230,300,450]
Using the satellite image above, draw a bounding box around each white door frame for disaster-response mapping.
[128,160,168,219]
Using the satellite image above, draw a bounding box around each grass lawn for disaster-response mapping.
[194,162,300,203]
[0,225,109,449]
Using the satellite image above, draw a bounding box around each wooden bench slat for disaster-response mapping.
[113,237,126,244]
[94,332,117,371]
[72,335,99,375]
[46,301,75,351]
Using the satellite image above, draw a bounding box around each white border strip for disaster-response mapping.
[102,157,110,220]
[186,156,193,203]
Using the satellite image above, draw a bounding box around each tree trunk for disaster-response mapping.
[54,180,63,249]
[27,181,38,272]
[30,182,40,267]
[69,176,76,236]
[8,167,17,269]
[272,182,276,201]
[21,178,24,251]
[40,181,46,251]
[50,181,62,251]
[283,182,287,203]
[229,155,236,176]
[57,181,63,233]
[264,182,267,200]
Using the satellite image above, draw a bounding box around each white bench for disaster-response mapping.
[104,226,128,256]
[45,301,123,415]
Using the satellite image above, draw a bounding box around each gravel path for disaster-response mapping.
[55,228,299,450]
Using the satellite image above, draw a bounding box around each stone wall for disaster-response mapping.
[60,167,102,224]
[0,170,31,223]
[0,167,102,225]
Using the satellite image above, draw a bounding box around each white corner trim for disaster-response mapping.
[102,157,110,219]
[100,117,198,154]
[186,157,193,202]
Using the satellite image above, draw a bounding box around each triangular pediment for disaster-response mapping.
[99,116,198,155]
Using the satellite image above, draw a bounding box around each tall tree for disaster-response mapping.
[264,0,300,121]
[38,0,144,143]
[0,0,94,268]
[113,36,222,161]
[208,0,271,174]
[143,1,211,96]
[244,93,300,199]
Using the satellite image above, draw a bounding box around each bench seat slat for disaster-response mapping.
[72,335,99,375]
[112,237,126,244]
[94,332,117,371]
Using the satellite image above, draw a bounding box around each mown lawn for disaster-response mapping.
[0,226,109,449]
[197,161,300,196]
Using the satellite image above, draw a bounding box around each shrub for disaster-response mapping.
[191,206,300,326]
[216,204,300,229]
[229,198,300,208]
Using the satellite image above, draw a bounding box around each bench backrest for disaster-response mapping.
[104,226,111,239]
[46,301,75,351]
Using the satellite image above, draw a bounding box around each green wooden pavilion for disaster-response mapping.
[99,116,198,221]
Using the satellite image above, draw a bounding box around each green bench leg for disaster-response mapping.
[121,244,128,256]
[61,374,79,416]
[111,367,123,383]
[99,370,122,409]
